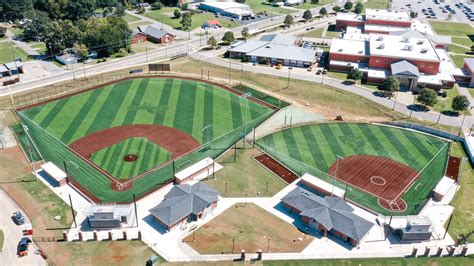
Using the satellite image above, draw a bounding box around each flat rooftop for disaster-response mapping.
[330,38,368,56]
[336,13,364,22]
[369,34,439,62]
[365,8,411,22]
[365,24,411,33]
[343,32,370,41]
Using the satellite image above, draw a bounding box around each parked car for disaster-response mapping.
[12,211,25,225]
[322,69,327,75]
[275,64,282,70]
[215,46,221,50]
[316,69,322,75]
[17,237,31,257]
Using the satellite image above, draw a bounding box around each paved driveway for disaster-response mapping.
[0,189,46,266]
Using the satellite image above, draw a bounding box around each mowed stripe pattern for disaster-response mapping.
[19,78,273,203]
[90,138,171,179]
[257,123,449,215]
[22,78,270,145]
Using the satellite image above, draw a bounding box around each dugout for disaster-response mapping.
[174,157,223,184]
[40,162,67,187]
[300,173,346,198]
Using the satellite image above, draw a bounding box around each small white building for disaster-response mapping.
[199,2,253,20]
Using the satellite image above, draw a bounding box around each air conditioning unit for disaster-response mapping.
[420,48,428,53]
[377,36,384,41]
[417,40,424,45]
[338,48,343,52]
[403,44,413,51]
[378,43,385,49]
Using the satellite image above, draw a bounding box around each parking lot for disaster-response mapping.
[392,0,474,23]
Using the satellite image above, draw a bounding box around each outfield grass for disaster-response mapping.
[205,144,287,197]
[448,142,474,243]
[256,123,449,215]
[90,138,171,179]
[19,78,273,202]
[0,41,29,64]
[232,84,290,108]
[184,204,313,254]
[144,8,239,30]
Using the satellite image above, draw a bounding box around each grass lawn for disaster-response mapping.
[0,229,3,252]
[124,14,140,22]
[304,27,324,38]
[128,20,152,30]
[19,77,272,202]
[90,137,172,179]
[452,36,473,48]
[131,41,164,53]
[28,41,47,54]
[448,142,474,243]
[0,41,29,64]
[9,27,24,38]
[263,256,474,266]
[450,44,470,54]
[246,0,296,15]
[295,0,336,10]
[432,85,464,114]
[205,145,287,197]
[430,21,474,37]
[451,54,474,68]
[144,8,240,30]
[363,0,390,10]
[326,71,347,80]
[184,203,313,254]
[256,123,449,215]
[325,25,341,38]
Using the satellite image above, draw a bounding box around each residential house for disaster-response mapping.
[136,24,175,44]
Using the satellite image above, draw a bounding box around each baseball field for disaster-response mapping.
[256,123,450,215]
[17,77,274,202]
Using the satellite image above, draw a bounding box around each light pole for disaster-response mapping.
[241,92,252,148]
[457,107,472,136]
[409,95,416,119]
[332,155,343,196]
[287,65,293,89]
[437,99,446,125]
[392,91,398,111]
[202,124,213,178]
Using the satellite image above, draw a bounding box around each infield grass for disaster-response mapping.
[256,123,449,215]
[19,78,272,202]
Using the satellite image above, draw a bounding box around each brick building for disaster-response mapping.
[336,9,412,35]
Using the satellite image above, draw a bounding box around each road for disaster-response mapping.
[0,189,46,266]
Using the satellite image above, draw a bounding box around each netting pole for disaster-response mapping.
[233,143,237,163]
[133,194,139,227]
[252,128,256,149]
[68,194,77,228]
[443,214,453,240]
[172,160,176,176]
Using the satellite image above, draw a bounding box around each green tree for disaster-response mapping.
[333,6,342,13]
[319,7,327,17]
[381,76,400,98]
[241,27,250,40]
[311,0,319,4]
[174,9,181,19]
[409,11,418,18]
[151,2,162,10]
[222,31,235,44]
[303,10,312,21]
[452,95,470,113]
[0,0,34,21]
[181,3,189,11]
[180,12,192,31]
[354,2,363,14]
[74,43,89,61]
[207,36,217,48]
[344,1,353,10]
[284,14,294,27]
[115,3,126,16]
[417,88,438,108]
[348,68,362,82]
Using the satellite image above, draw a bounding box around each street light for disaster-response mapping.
[202,124,213,178]
[392,91,398,111]
[457,107,472,136]
[437,99,446,125]
[332,155,343,196]
[287,65,293,89]
[241,92,252,148]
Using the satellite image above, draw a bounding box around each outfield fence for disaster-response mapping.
[255,136,449,216]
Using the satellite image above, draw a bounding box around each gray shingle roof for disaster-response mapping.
[259,34,296,46]
[246,44,315,63]
[282,188,374,241]
[138,24,171,39]
[149,182,219,226]
[391,60,420,77]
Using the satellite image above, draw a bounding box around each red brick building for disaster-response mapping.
[336,9,412,35]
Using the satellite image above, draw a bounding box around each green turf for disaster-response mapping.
[256,123,449,216]
[232,84,290,108]
[18,78,273,202]
[90,137,171,179]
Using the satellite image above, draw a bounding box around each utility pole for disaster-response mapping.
[287,66,292,89]
[241,92,252,148]
[437,100,446,124]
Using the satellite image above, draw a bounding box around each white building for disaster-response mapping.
[199,2,253,20]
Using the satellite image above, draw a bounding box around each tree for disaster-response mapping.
[74,43,89,61]
[151,2,162,10]
[354,2,363,14]
[180,12,192,31]
[319,7,327,17]
[0,26,6,38]
[174,9,181,19]
[344,1,353,10]
[417,88,438,108]
[311,0,319,4]
[283,14,293,27]
[303,10,312,21]
[452,95,470,113]
[115,3,126,16]
[348,68,362,82]
[333,6,342,13]
[181,3,189,11]
[241,27,249,40]
[207,36,217,48]
[222,31,235,44]
[409,11,418,19]
[381,76,400,98]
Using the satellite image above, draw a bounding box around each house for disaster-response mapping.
[149,182,219,231]
[202,19,220,29]
[137,2,151,10]
[136,24,175,44]
[395,216,433,242]
[131,29,147,44]
[87,204,134,229]
[199,2,253,20]
[0,65,9,77]
[55,54,78,65]
[281,187,374,247]
[229,34,315,67]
